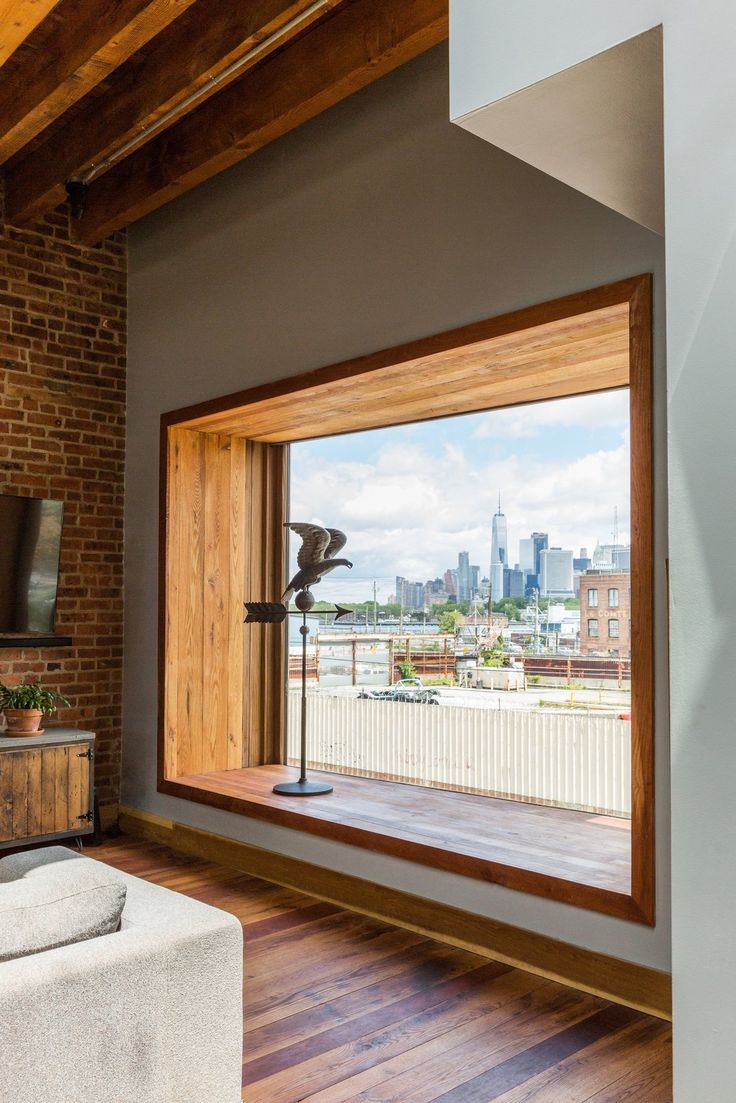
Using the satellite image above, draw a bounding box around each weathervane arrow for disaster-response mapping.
[244,601,353,624]
[244,601,288,624]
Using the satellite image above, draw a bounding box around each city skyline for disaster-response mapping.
[289,389,631,603]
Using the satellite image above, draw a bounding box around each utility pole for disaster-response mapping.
[372,579,378,631]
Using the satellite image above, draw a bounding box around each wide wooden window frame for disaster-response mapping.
[158,275,654,924]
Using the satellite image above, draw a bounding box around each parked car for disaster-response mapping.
[358,677,440,704]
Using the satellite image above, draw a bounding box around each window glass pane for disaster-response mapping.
[288,387,631,819]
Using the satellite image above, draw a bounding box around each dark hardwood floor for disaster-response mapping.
[92,836,671,1102]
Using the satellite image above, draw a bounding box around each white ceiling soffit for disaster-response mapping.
[454,26,664,235]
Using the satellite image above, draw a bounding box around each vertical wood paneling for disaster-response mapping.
[164,427,262,778]
[228,437,247,770]
[176,428,206,776]
[53,745,69,833]
[203,434,230,770]
[265,444,287,764]
[67,746,88,830]
[11,752,28,839]
[0,741,93,844]
[25,749,42,837]
[163,426,183,780]
[41,746,56,834]
[242,439,286,768]
[0,753,13,841]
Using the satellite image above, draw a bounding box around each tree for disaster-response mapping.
[493,598,525,621]
[480,634,509,668]
[437,609,463,634]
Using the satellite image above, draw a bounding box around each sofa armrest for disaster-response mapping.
[0,853,243,1103]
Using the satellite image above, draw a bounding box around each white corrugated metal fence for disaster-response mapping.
[287,692,630,816]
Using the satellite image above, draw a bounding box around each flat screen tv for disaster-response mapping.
[0,494,64,635]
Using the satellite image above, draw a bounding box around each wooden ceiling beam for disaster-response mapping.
[5,0,346,225]
[74,0,449,245]
[0,0,61,67]
[0,0,200,164]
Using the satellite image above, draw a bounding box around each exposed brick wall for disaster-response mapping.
[0,200,126,808]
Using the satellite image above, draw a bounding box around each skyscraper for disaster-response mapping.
[530,532,548,575]
[519,538,535,573]
[539,548,574,596]
[490,493,507,602]
[457,551,471,601]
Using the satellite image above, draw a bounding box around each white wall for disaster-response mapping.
[665,5,736,1097]
[126,46,669,971]
[450,4,736,1097]
[449,0,663,119]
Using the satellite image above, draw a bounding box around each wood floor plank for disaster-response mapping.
[427,1005,641,1103]
[489,1017,670,1102]
[243,944,487,1062]
[249,983,593,1102]
[87,836,670,1103]
[245,960,511,1084]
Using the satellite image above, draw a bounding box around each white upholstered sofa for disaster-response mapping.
[0,846,243,1103]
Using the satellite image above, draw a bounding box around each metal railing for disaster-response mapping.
[287,692,631,816]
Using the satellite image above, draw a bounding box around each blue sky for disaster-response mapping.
[289,388,630,603]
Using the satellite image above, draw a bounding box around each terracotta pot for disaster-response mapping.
[3,709,43,735]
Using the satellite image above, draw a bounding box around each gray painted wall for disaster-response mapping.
[126,46,669,970]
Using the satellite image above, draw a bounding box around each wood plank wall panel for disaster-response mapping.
[53,744,69,833]
[67,745,88,829]
[203,433,230,771]
[227,438,246,770]
[242,440,287,768]
[25,748,42,836]
[163,428,260,779]
[175,426,205,776]
[41,749,56,835]
[179,304,630,442]
[11,752,28,838]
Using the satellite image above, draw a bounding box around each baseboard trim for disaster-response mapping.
[118,804,671,1020]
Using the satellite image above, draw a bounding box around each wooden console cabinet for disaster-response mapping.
[0,728,95,848]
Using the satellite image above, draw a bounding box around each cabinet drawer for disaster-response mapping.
[0,742,92,843]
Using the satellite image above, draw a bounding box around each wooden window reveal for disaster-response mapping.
[159,275,654,924]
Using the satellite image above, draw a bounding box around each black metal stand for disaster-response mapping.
[273,606,333,796]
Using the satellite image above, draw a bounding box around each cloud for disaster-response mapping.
[471,389,630,440]
[290,408,630,603]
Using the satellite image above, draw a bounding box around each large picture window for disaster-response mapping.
[158,276,654,924]
[287,386,633,821]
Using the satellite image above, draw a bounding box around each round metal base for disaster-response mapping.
[273,779,334,796]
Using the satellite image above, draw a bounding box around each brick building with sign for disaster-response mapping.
[578,571,631,658]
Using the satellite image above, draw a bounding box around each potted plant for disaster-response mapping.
[0,680,70,735]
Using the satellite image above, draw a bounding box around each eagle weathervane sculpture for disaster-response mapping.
[244,523,353,796]
[282,523,353,604]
